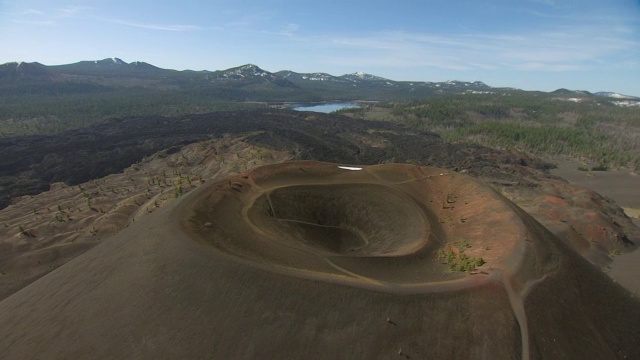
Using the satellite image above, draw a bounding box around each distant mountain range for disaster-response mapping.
[0,58,637,103]
[0,58,491,101]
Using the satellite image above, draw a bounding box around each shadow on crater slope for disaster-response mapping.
[0,161,637,359]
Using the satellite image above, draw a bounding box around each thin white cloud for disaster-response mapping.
[59,7,80,16]
[226,12,274,28]
[111,20,202,32]
[515,62,582,71]
[299,24,639,72]
[56,6,91,17]
[278,23,299,36]
[0,9,43,15]
[12,19,55,26]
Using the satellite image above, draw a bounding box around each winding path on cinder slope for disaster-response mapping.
[0,161,638,359]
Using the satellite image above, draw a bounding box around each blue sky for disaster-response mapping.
[1,0,639,95]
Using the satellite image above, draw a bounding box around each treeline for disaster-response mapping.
[0,89,267,137]
[442,122,634,166]
[346,92,640,169]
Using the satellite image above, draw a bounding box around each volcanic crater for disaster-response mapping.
[0,161,637,359]
[190,161,527,291]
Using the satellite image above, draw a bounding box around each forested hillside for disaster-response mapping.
[337,91,640,170]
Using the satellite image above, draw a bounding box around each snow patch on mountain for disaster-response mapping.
[342,72,389,81]
[553,97,587,103]
[225,64,269,78]
[301,73,335,81]
[594,92,638,100]
[464,90,494,94]
[612,100,640,107]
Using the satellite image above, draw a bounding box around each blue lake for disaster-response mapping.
[291,102,360,113]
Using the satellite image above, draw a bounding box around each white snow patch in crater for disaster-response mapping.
[338,166,362,171]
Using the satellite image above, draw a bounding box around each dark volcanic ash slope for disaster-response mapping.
[0,109,548,208]
[0,161,637,359]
